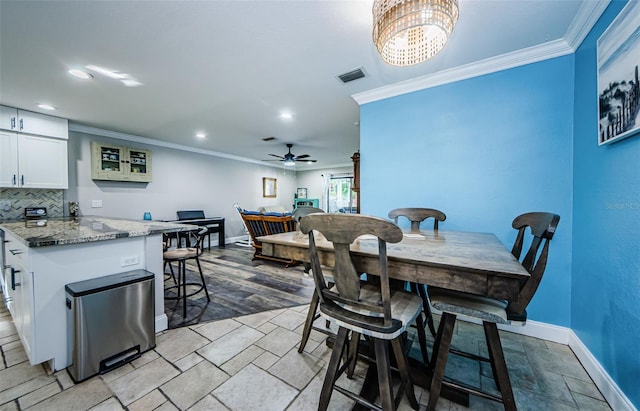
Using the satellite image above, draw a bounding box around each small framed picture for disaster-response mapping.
[297,187,308,199]
[263,177,277,198]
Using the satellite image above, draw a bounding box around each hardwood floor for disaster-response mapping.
[164,244,315,328]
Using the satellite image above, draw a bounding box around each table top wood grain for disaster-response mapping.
[257,230,529,301]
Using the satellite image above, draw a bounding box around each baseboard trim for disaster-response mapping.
[568,330,637,411]
[155,313,168,333]
[453,316,635,410]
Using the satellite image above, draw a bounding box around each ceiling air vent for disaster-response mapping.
[338,68,365,83]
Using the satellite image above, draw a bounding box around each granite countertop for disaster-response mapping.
[0,216,198,247]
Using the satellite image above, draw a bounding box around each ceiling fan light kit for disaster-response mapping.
[373,0,459,66]
[267,143,317,167]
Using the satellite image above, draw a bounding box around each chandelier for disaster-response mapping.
[373,0,459,66]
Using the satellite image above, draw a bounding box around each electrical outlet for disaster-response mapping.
[0,200,11,211]
[120,256,139,267]
[92,200,103,208]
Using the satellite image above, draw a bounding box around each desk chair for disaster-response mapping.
[388,208,446,353]
[163,227,211,318]
[300,214,422,411]
[426,212,560,411]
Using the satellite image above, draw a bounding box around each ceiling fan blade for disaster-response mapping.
[263,159,284,162]
[294,154,310,159]
[268,154,284,159]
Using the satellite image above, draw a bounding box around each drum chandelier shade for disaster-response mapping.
[373,0,459,66]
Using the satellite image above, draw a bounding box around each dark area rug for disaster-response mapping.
[163,244,315,328]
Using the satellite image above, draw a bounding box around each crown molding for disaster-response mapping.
[564,0,610,50]
[69,123,289,169]
[353,0,609,105]
[353,39,573,105]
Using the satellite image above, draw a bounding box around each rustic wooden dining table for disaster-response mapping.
[257,229,530,408]
[258,229,529,301]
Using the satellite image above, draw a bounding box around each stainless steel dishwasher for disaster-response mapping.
[65,269,155,382]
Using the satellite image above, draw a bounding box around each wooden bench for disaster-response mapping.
[239,211,297,266]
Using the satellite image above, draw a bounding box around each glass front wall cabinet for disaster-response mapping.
[91,142,152,182]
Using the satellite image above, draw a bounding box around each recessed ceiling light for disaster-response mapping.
[121,79,143,87]
[280,112,293,120]
[196,132,206,139]
[37,104,56,110]
[85,64,128,80]
[68,69,93,79]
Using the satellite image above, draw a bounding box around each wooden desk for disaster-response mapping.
[168,217,225,249]
[258,230,528,301]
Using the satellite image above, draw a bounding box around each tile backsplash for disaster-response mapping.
[0,188,64,220]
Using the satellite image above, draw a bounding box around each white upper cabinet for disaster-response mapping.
[0,105,68,140]
[0,106,69,189]
[0,131,69,189]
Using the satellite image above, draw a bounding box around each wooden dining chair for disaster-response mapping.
[300,213,422,411]
[388,207,446,233]
[388,208,446,342]
[426,212,560,411]
[163,227,211,318]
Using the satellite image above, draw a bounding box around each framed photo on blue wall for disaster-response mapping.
[597,0,640,145]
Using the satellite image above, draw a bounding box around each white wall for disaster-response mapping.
[65,131,299,242]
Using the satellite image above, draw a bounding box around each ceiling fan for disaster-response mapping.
[267,143,317,166]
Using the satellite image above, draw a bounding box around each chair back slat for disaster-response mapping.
[300,213,403,331]
[242,215,268,239]
[388,207,446,233]
[193,227,209,256]
[507,212,560,315]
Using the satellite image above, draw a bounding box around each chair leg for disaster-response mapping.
[415,283,437,338]
[298,290,319,353]
[373,339,394,411]
[195,257,210,301]
[390,337,419,410]
[168,262,178,289]
[346,332,360,379]
[180,261,187,318]
[414,313,430,366]
[319,327,349,411]
[427,312,456,411]
[164,260,177,284]
[483,322,516,411]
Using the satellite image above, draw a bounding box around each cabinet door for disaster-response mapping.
[0,106,18,131]
[91,142,127,180]
[0,131,19,187]
[18,110,68,140]
[126,148,152,182]
[13,265,33,360]
[18,134,69,189]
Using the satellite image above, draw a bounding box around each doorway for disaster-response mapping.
[326,175,358,213]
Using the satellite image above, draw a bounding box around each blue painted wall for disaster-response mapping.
[361,57,574,326]
[360,1,639,405]
[573,0,640,406]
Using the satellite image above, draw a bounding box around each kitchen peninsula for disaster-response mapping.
[0,216,196,371]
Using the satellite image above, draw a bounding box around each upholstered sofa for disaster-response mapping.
[237,208,297,266]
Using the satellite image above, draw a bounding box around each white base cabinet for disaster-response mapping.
[1,230,167,371]
[0,131,68,189]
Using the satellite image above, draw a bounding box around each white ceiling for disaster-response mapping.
[0,1,604,169]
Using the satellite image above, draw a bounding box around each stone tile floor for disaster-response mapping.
[0,298,612,410]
